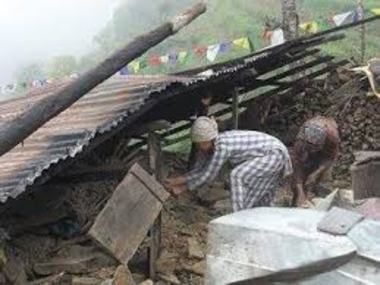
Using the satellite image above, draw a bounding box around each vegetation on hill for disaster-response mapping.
[14,0,380,83]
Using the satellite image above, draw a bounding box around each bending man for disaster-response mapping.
[165,117,293,212]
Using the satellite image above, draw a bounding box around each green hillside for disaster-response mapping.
[12,0,380,85]
[90,0,379,75]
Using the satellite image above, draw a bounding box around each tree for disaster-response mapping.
[14,62,45,84]
[282,0,299,40]
[94,0,196,53]
[46,55,78,79]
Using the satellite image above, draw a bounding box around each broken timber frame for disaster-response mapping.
[0,2,206,157]
[147,123,167,280]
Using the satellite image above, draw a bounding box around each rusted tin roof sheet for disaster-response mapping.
[0,74,196,202]
[0,35,336,203]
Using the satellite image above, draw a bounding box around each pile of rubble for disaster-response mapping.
[0,154,232,285]
[258,72,380,181]
[1,73,379,284]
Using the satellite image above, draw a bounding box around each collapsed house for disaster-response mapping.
[0,15,380,284]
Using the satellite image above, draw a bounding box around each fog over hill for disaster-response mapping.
[0,0,121,85]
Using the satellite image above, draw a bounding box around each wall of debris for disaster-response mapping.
[256,73,380,182]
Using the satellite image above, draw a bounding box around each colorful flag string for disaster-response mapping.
[1,6,380,92]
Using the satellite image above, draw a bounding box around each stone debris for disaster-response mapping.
[356,198,380,220]
[158,272,181,284]
[187,237,205,259]
[72,277,103,285]
[139,280,154,285]
[132,273,146,284]
[197,187,230,205]
[182,260,206,276]
[213,199,232,212]
[311,189,340,211]
[113,265,136,285]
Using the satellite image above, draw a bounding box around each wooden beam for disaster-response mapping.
[148,130,164,280]
[0,3,206,157]
[231,89,240,130]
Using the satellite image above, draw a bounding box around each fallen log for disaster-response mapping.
[0,2,206,157]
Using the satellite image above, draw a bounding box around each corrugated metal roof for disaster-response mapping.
[0,45,308,203]
[0,74,199,203]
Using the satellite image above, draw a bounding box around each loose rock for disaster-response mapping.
[197,187,230,205]
[182,260,206,276]
[72,277,103,285]
[139,280,154,285]
[158,272,181,284]
[113,265,136,285]
[187,238,204,259]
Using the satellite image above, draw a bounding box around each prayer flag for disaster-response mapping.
[140,59,147,69]
[119,66,130,75]
[233,37,251,50]
[128,61,140,74]
[332,11,354,26]
[178,51,188,64]
[160,55,169,64]
[219,42,233,53]
[300,22,318,33]
[32,80,41,87]
[206,44,220,62]
[149,55,162,67]
[40,79,47,86]
[263,30,273,42]
[270,28,285,47]
[194,46,207,57]
[169,52,179,65]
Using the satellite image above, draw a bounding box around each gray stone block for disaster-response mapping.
[206,208,357,285]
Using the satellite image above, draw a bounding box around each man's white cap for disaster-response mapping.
[191,116,218,142]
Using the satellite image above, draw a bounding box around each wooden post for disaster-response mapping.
[232,89,240,130]
[356,0,366,63]
[282,0,299,41]
[0,3,206,157]
[148,130,164,280]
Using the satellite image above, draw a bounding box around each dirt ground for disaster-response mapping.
[1,153,349,285]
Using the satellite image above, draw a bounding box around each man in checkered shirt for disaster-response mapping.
[165,117,293,212]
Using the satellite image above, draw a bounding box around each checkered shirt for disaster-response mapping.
[186,130,293,191]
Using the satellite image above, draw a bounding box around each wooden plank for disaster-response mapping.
[317,207,365,235]
[131,163,168,203]
[352,160,380,200]
[89,163,169,264]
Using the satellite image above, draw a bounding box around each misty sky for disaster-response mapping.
[0,0,122,85]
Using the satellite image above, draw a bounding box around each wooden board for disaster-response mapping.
[317,207,365,235]
[89,163,170,264]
